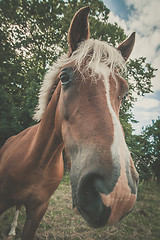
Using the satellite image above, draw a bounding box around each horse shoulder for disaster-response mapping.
[0,125,39,175]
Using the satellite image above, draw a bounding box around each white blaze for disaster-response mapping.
[96,64,137,225]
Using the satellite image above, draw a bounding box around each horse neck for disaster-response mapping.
[29,82,63,169]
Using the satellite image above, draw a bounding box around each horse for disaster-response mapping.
[0,6,139,240]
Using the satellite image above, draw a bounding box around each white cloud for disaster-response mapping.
[124,0,160,92]
[134,110,159,120]
[125,0,160,33]
[126,3,160,34]
[107,0,160,133]
[132,109,160,134]
[108,0,160,92]
[108,11,128,34]
[134,98,160,110]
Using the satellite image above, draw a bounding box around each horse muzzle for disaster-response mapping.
[72,168,137,228]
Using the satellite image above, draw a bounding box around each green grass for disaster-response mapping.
[0,176,160,240]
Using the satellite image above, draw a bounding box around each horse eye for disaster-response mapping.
[60,72,71,85]
[122,92,129,102]
[118,91,129,102]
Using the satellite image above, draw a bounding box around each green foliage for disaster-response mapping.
[130,118,160,182]
[127,57,156,96]
[0,0,123,146]
[142,118,160,182]
[119,57,156,145]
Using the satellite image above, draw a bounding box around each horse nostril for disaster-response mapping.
[77,172,111,227]
[75,166,138,228]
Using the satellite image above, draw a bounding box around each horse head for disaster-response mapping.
[58,7,138,228]
[35,6,139,228]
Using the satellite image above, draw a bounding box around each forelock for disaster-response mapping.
[33,39,126,121]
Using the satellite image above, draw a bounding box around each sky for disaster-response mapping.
[103,0,160,134]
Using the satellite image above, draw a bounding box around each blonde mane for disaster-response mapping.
[33,39,126,121]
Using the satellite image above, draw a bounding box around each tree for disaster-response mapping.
[0,0,65,145]
[130,134,154,181]
[130,118,160,182]
[120,57,156,143]
[142,118,160,183]
[0,0,156,152]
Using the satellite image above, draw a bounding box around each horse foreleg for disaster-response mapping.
[22,201,48,240]
[8,205,21,237]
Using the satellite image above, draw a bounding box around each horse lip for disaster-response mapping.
[100,192,137,226]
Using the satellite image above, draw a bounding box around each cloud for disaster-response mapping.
[108,0,160,92]
[135,98,160,110]
[108,11,128,34]
[134,98,160,110]
[125,0,160,34]
[132,109,160,134]
[134,110,159,122]
[106,0,160,133]
[124,0,160,92]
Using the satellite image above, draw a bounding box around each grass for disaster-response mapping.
[0,175,160,240]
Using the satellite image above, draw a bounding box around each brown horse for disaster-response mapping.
[0,6,139,240]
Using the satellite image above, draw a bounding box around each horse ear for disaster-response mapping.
[68,6,90,55]
[117,32,135,61]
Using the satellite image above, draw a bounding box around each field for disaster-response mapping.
[0,175,160,240]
